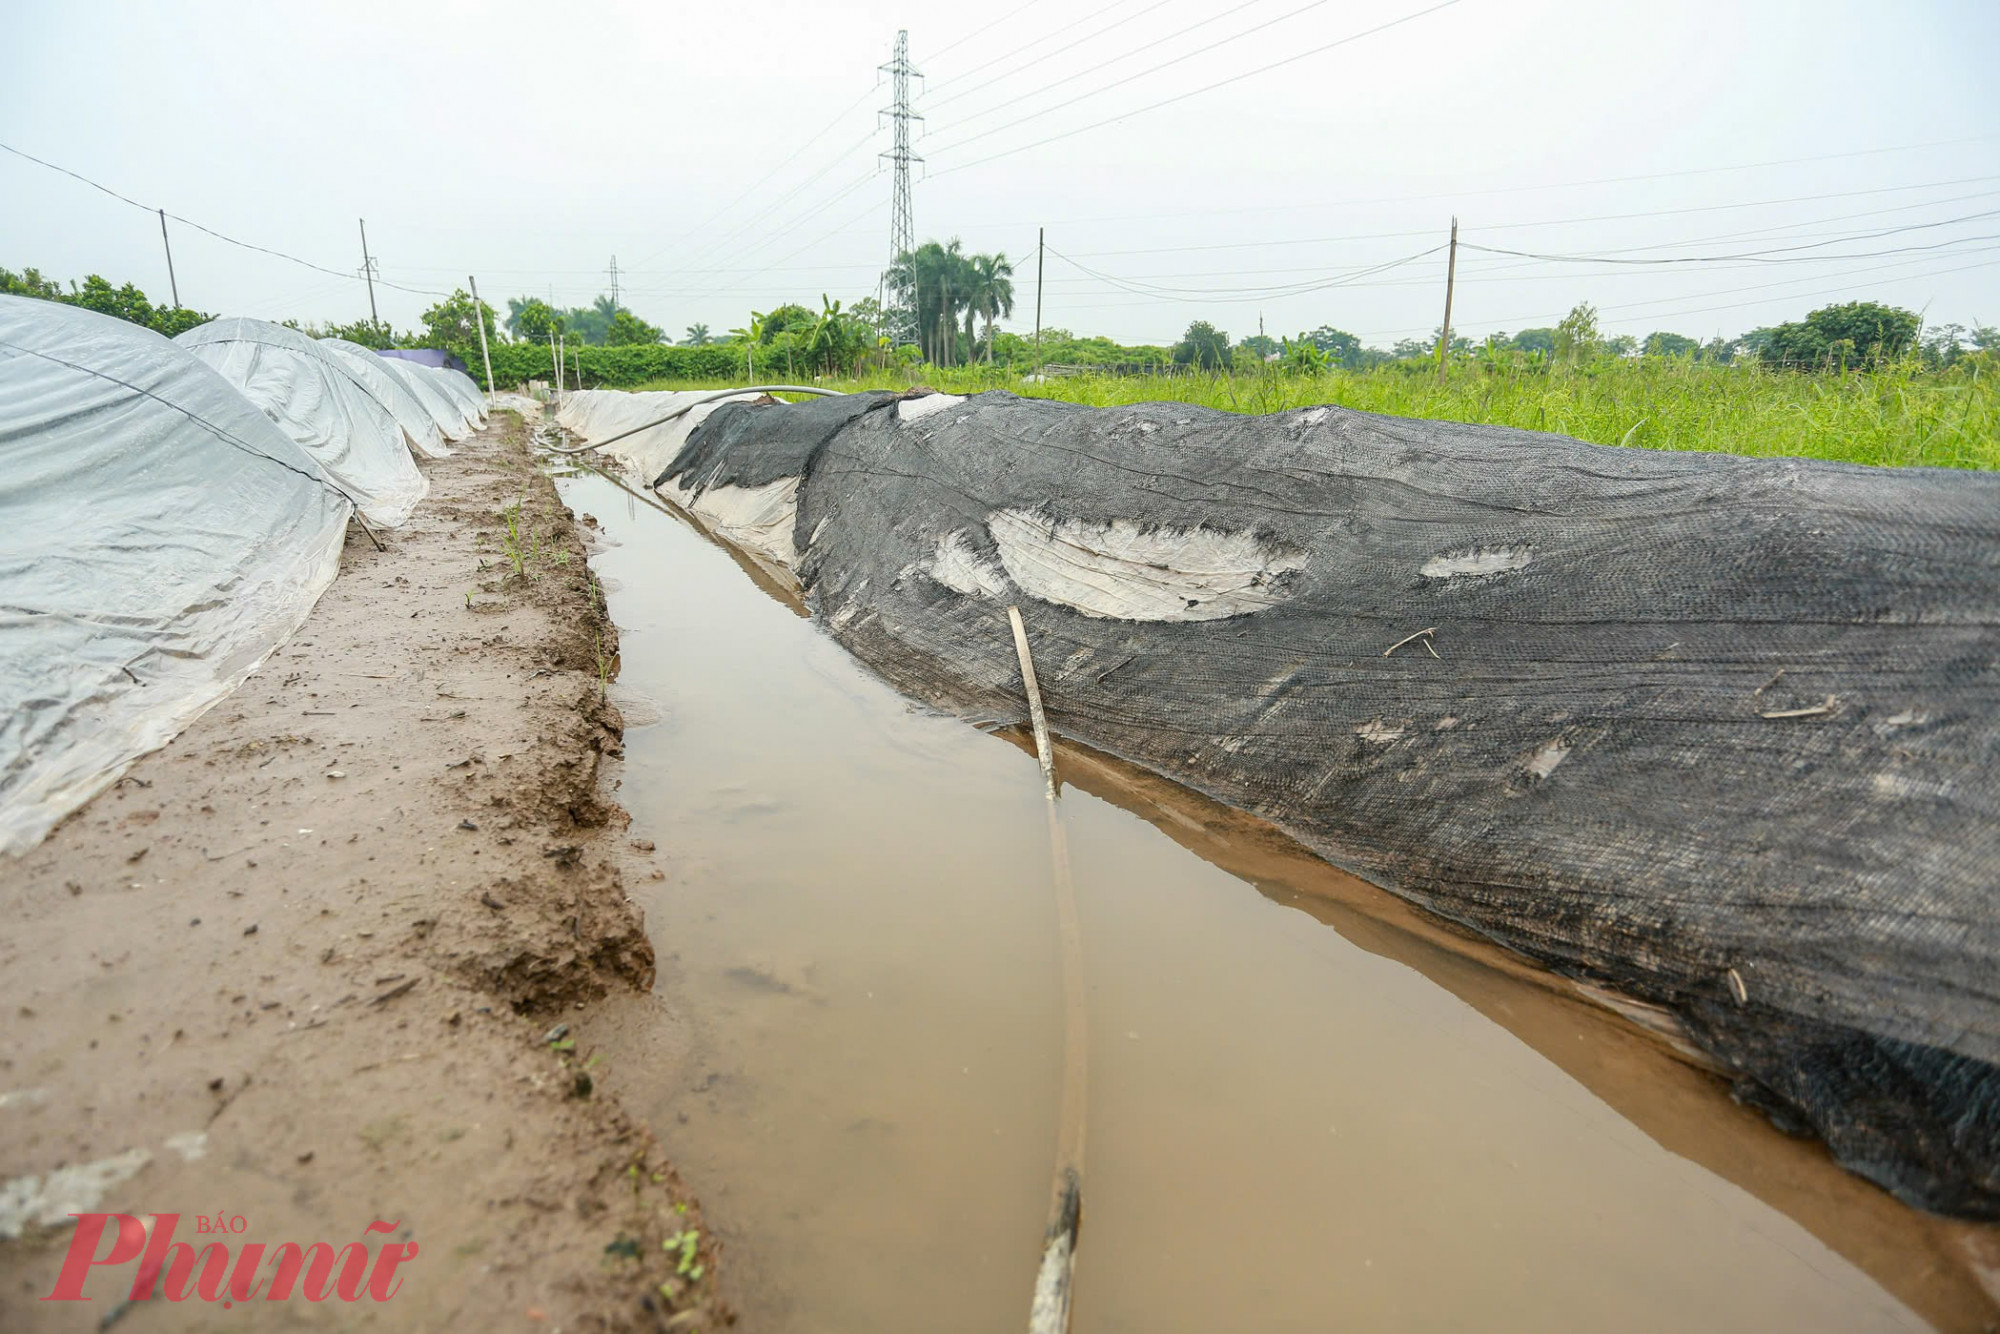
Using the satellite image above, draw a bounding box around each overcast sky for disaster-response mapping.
[6,0,1998,348]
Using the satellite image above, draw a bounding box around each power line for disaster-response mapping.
[1405,251,2000,338]
[0,141,152,211]
[1051,176,2000,261]
[655,131,880,281]
[624,81,880,274]
[968,133,2000,229]
[671,167,885,302]
[1461,210,2000,265]
[677,173,891,305]
[921,0,1187,117]
[928,0,1463,176]
[0,139,447,299]
[1039,245,2000,338]
[1050,242,1446,301]
[921,0,1142,98]
[926,0,1346,156]
[926,0,1051,64]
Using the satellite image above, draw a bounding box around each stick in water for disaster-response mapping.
[1009,606,1085,1334]
[1008,605,1058,800]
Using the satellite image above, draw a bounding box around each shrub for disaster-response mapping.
[477,341,748,390]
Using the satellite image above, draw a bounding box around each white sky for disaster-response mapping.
[5,0,1998,348]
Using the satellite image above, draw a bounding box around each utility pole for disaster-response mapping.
[549,331,561,407]
[879,29,922,347]
[157,209,180,309]
[1033,226,1045,381]
[358,219,380,328]
[607,255,620,310]
[1435,216,1458,381]
[468,275,496,401]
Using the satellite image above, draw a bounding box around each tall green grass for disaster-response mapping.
[632,356,2000,471]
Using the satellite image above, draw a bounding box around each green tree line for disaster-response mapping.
[1166,301,1995,376]
[2,266,211,338]
[13,254,1995,388]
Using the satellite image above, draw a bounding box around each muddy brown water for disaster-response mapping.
[556,468,1998,1333]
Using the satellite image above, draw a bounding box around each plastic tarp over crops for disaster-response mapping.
[318,337,449,459]
[661,389,2000,1219]
[436,367,488,426]
[176,318,427,527]
[375,355,475,441]
[0,297,352,856]
[556,388,766,491]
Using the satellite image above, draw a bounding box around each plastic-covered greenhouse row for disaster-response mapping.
[0,297,482,857]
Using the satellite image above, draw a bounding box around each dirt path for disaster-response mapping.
[0,413,724,1331]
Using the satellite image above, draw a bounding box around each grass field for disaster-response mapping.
[634,356,2000,471]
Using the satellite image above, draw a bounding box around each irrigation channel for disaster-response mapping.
[551,459,1995,1333]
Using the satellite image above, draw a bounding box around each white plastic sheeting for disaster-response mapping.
[556,388,762,484]
[175,318,428,527]
[318,338,449,459]
[375,355,475,441]
[435,367,489,427]
[0,297,351,856]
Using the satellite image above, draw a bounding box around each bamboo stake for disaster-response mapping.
[1009,605,1057,798]
[1008,605,1084,1334]
[468,274,496,403]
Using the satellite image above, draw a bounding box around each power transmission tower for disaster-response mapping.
[879,29,922,345]
[607,255,621,309]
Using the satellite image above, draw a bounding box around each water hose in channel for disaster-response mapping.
[539,385,843,456]
[1011,606,1087,1334]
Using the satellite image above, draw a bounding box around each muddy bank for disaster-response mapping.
[0,414,723,1330]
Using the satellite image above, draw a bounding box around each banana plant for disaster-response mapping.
[727,311,767,379]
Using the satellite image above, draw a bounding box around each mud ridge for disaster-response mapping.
[0,412,726,1331]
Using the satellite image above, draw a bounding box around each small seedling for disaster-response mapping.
[501,502,527,576]
[590,576,612,699]
[665,1228,701,1278]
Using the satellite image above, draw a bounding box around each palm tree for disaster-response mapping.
[965,252,1015,363]
[684,322,711,346]
[886,238,977,366]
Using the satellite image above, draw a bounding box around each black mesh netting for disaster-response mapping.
[662,389,2000,1218]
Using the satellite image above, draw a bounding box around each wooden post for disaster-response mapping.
[1435,216,1458,381]
[157,209,180,309]
[1008,603,1085,1334]
[1033,226,1045,382]
[359,219,379,327]
[1008,605,1057,799]
[468,275,496,400]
